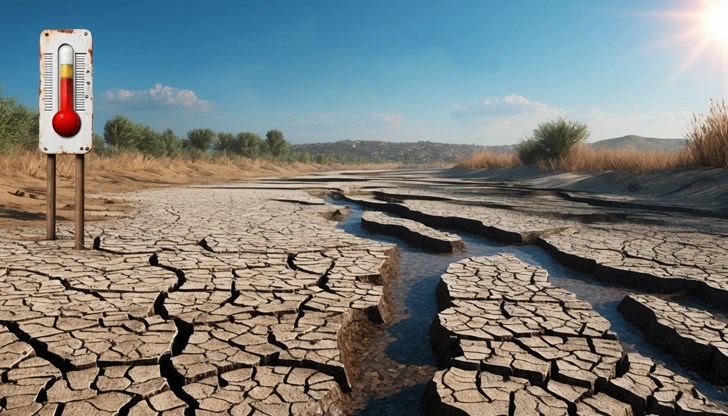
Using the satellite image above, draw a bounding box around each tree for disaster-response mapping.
[0,85,37,153]
[92,133,106,156]
[232,132,262,158]
[214,132,235,155]
[186,128,216,152]
[265,129,289,157]
[159,129,182,157]
[134,124,164,156]
[104,115,141,152]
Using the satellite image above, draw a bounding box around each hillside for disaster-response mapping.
[291,140,513,165]
[589,135,685,152]
[292,136,686,166]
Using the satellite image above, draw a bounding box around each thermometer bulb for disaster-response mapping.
[51,44,81,137]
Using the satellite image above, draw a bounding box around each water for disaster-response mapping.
[328,198,728,414]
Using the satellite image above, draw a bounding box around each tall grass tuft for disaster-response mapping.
[536,144,689,173]
[458,145,689,173]
[457,151,522,169]
[685,99,728,168]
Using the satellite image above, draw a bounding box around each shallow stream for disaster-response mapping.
[326,198,728,414]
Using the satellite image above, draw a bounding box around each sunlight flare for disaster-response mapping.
[703,0,728,46]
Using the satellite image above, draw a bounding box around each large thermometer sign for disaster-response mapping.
[39,29,93,154]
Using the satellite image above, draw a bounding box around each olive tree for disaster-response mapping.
[186,128,216,152]
[265,129,289,157]
[104,115,142,152]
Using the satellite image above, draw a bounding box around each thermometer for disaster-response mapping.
[52,44,82,137]
[39,29,93,154]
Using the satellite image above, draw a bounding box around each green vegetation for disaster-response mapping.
[0,85,38,153]
[291,140,502,164]
[265,129,288,157]
[685,99,728,168]
[3,85,727,171]
[0,86,298,161]
[518,117,590,164]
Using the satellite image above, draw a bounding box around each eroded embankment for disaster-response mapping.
[618,294,728,382]
[0,187,398,415]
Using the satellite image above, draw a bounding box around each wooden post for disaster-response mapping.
[75,154,85,249]
[47,154,56,240]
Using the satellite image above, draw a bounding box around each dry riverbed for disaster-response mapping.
[1,167,727,415]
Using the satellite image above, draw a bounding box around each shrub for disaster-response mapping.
[685,99,728,168]
[530,116,590,160]
[0,86,38,153]
[517,138,542,165]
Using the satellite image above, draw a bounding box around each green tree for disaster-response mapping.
[159,129,182,157]
[186,128,216,152]
[232,132,262,158]
[265,129,289,157]
[215,132,235,155]
[135,124,164,156]
[92,133,106,156]
[104,115,141,152]
[530,117,589,160]
[0,86,37,153]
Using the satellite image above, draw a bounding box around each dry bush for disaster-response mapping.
[536,144,689,173]
[458,151,522,169]
[685,99,728,168]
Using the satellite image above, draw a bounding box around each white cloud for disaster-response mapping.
[369,112,402,126]
[451,94,550,118]
[103,83,213,111]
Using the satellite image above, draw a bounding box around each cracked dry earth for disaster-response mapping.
[1,169,728,415]
[0,187,397,415]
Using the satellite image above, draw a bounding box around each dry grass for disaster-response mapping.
[685,99,728,168]
[457,151,523,169]
[0,151,269,181]
[537,145,690,173]
[458,145,690,173]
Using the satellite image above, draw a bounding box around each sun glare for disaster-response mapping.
[703,0,728,46]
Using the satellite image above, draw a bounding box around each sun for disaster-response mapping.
[703,0,728,46]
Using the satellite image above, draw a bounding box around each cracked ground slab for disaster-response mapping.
[425,254,727,416]
[618,294,728,381]
[2,170,728,414]
[0,187,398,415]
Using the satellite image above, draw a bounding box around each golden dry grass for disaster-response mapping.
[685,99,728,168]
[459,145,690,173]
[0,150,332,229]
[537,145,690,173]
[457,151,523,169]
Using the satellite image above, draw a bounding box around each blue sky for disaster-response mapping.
[2,0,727,144]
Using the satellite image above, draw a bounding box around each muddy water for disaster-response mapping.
[327,199,728,414]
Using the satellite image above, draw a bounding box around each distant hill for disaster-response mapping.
[291,140,514,165]
[589,135,685,152]
[291,136,686,165]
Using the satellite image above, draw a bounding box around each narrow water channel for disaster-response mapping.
[327,198,728,414]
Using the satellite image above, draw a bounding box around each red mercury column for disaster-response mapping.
[51,44,82,137]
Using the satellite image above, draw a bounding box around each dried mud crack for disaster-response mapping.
[0,187,397,415]
[2,170,728,415]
